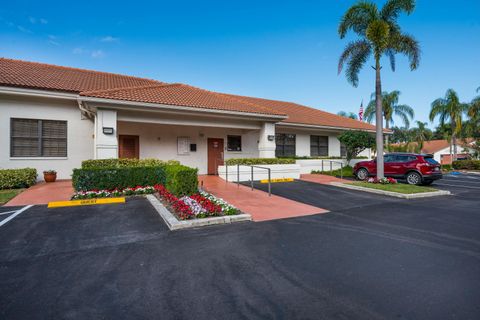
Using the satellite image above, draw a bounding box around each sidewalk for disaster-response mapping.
[199,175,327,221]
[300,174,350,185]
[5,180,74,206]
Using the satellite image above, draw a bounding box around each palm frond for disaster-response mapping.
[381,0,415,21]
[390,33,420,70]
[338,41,372,87]
[363,100,376,123]
[338,1,379,38]
[386,49,396,71]
[430,98,447,123]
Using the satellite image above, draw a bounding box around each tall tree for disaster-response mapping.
[337,111,359,119]
[466,87,480,136]
[429,89,469,160]
[338,0,420,178]
[363,90,414,148]
[409,121,432,151]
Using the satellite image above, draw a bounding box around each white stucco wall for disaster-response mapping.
[0,95,94,180]
[117,121,260,174]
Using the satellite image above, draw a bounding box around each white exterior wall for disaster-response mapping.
[94,109,118,159]
[117,121,260,174]
[295,133,310,157]
[0,95,94,180]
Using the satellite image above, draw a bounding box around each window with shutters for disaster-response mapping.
[10,118,67,157]
[275,133,296,157]
[310,135,329,157]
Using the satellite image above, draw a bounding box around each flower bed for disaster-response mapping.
[71,186,155,199]
[367,177,397,184]
[155,185,240,220]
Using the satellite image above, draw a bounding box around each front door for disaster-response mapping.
[119,135,139,159]
[207,138,224,175]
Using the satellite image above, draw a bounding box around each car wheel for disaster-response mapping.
[356,168,369,180]
[406,172,422,185]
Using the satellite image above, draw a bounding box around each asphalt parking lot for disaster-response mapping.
[1,174,479,319]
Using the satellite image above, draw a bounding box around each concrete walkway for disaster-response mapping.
[199,175,327,221]
[5,180,74,206]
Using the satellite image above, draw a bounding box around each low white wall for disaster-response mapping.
[218,164,301,182]
[296,158,368,174]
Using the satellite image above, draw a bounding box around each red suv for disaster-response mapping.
[353,153,443,185]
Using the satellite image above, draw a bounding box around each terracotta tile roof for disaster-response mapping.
[0,57,161,93]
[222,93,382,131]
[80,83,286,116]
[421,139,474,154]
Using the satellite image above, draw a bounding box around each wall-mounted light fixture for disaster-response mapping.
[103,127,114,135]
[267,135,275,141]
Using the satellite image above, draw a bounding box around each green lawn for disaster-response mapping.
[312,166,354,178]
[0,189,25,205]
[351,182,437,194]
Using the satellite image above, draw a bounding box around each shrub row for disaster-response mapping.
[81,158,179,169]
[72,166,167,191]
[165,165,199,197]
[0,168,37,189]
[452,160,480,170]
[224,158,295,165]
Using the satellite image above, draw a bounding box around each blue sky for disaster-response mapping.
[1,0,479,128]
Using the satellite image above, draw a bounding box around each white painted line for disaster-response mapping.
[435,183,480,190]
[0,210,17,216]
[0,205,33,227]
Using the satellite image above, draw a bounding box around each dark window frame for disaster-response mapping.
[340,143,347,157]
[227,135,242,152]
[310,135,329,157]
[275,133,296,157]
[10,118,68,157]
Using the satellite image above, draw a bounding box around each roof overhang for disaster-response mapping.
[277,121,393,134]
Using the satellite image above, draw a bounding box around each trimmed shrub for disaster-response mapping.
[225,158,295,166]
[81,158,180,169]
[72,166,167,191]
[0,168,37,189]
[165,165,198,197]
[452,160,480,170]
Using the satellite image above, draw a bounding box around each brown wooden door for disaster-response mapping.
[207,138,224,175]
[119,135,139,159]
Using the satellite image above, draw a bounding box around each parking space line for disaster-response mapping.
[0,210,17,216]
[435,183,480,189]
[0,205,33,227]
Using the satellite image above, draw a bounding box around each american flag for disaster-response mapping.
[358,100,364,121]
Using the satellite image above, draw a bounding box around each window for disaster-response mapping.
[396,155,417,162]
[10,118,67,157]
[310,135,328,157]
[227,135,242,151]
[340,143,347,157]
[275,133,296,157]
[424,157,439,165]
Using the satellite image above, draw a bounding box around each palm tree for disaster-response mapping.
[337,111,358,119]
[429,89,469,161]
[338,0,420,178]
[409,121,432,152]
[363,90,414,148]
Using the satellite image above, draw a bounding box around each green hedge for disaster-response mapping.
[165,165,198,197]
[225,158,295,165]
[81,158,180,169]
[0,168,37,189]
[72,166,167,191]
[452,160,480,170]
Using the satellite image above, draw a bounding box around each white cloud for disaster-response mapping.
[29,17,36,24]
[29,17,48,24]
[100,36,119,43]
[17,25,32,33]
[73,47,85,54]
[91,50,105,58]
[40,18,48,24]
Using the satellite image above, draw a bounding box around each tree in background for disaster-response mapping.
[409,121,432,152]
[338,0,420,178]
[363,90,414,148]
[429,89,469,161]
[337,111,359,119]
[338,130,375,165]
[390,126,411,143]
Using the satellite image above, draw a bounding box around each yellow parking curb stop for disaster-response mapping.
[48,197,126,208]
[260,178,294,183]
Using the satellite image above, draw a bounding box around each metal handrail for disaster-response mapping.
[234,164,272,196]
[320,159,344,179]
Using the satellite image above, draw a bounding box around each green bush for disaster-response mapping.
[81,158,179,169]
[0,168,37,189]
[72,166,167,191]
[441,164,452,171]
[225,158,295,165]
[452,160,480,170]
[311,166,354,177]
[165,165,198,196]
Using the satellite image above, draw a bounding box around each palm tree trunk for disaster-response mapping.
[452,120,457,162]
[375,58,384,178]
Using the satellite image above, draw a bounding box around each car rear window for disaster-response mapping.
[424,157,439,165]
